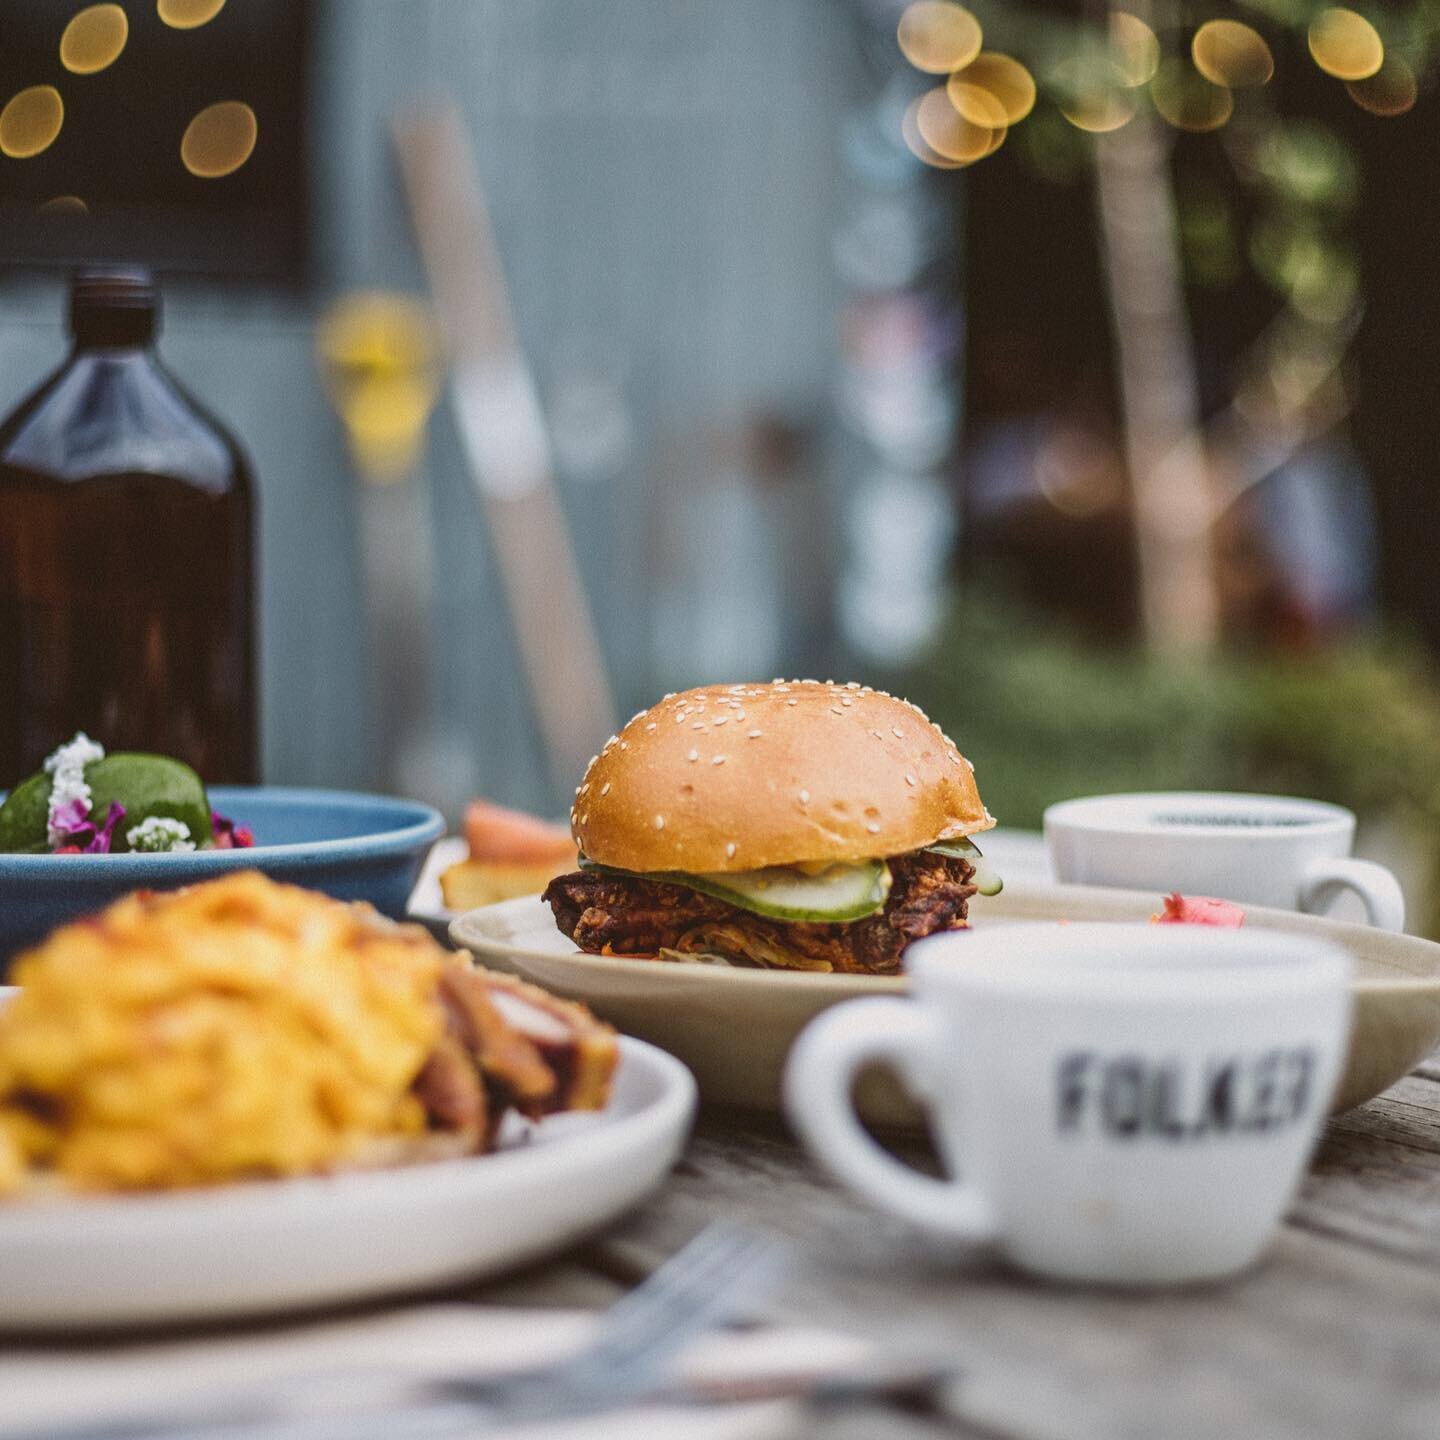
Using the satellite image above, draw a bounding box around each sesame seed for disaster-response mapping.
[600,782,611,796]
[654,814,665,829]
[663,692,675,701]
[726,841,737,858]
[646,722,657,731]
[578,783,589,795]
[687,748,699,762]
[786,699,798,707]
[712,755,727,765]
[846,682,861,690]
[799,789,810,804]
[867,822,881,834]
[619,741,628,750]
[892,728,904,739]
[748,729,762,738]
[713,716,729,726]
[905,774,916,787]
[830,706,843,716]
[841,697,853,707]
[872,730,883,739]
[581,813,589,825]
[693,721,706,730]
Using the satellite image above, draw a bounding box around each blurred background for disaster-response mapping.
[4,0,1440,919]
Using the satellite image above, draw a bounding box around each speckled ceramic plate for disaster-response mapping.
[451,884,1440,1126]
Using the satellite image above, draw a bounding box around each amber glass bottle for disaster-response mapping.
[0,270,257,782]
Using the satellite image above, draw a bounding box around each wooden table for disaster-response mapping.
[477,1056,1440,1440]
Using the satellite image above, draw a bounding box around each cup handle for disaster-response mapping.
[1299,857,1405,932]
[783,997,998,1243]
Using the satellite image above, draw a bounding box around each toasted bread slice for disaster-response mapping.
[440,857,575,910]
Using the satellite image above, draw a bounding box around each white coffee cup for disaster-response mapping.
[784,923,1352,1286]
[1044,792,1405,931]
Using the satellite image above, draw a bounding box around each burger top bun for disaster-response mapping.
[572,681,994,874]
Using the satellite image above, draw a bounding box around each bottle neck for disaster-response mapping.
[71,313,156,351]
[69,270,159,350]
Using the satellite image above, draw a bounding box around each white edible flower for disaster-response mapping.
[126,816,196,854]
[43,732,105,848]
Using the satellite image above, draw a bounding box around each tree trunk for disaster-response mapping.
[1093,103,1221,652]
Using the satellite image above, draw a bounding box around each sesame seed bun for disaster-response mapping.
[571,681,993,874]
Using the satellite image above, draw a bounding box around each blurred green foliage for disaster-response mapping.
[898,599,1440,930]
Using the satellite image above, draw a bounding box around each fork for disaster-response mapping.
[433,1218,790,1421]
[43,1221,790,1440]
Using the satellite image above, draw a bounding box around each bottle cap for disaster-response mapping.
[69,268,159,347]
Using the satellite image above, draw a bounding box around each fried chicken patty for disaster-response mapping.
[543,850,976,975]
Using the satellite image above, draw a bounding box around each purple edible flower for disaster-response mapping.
[52,801,126,855]
[211,811,255,850]
[49,797,91,836]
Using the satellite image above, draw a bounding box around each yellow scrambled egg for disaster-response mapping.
[0,872,446,1194]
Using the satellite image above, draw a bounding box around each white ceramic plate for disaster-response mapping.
[407,834,470,936]
[0,1036,695,1331]
[451,885,1440,1126]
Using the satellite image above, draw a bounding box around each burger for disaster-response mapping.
[542,681,999,975]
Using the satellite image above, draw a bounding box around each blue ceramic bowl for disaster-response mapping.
[0,786,445,971]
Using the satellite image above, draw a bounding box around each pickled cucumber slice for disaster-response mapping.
[924,837,1003,895]
[578,856,892,922]
[680,859,892,922]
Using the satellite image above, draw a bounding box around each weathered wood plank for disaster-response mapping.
[566,1096,1440,1440]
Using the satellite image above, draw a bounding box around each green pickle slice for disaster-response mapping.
[579,855,893,923]
[924,837,1003,895]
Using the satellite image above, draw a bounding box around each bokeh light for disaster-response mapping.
[0,87,65,160]
[951,53,1036,125]
[1346,56,1418,115]
[181,101,257,178]
[897,1,983,75]
[1150,60,1234,132]
[1110,12,1161,87]
[1191,20,1274,87]
[901,96,967,168]
[37,195,88,216]
[157,0,227,29]
[60,5,129,75]
[915,84,1001,162]
[1256,124,1357,206]
[316,292,442,481]
[945,80,1011,131]
[1308,8,1384,80]
[1053,61,1136,133]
